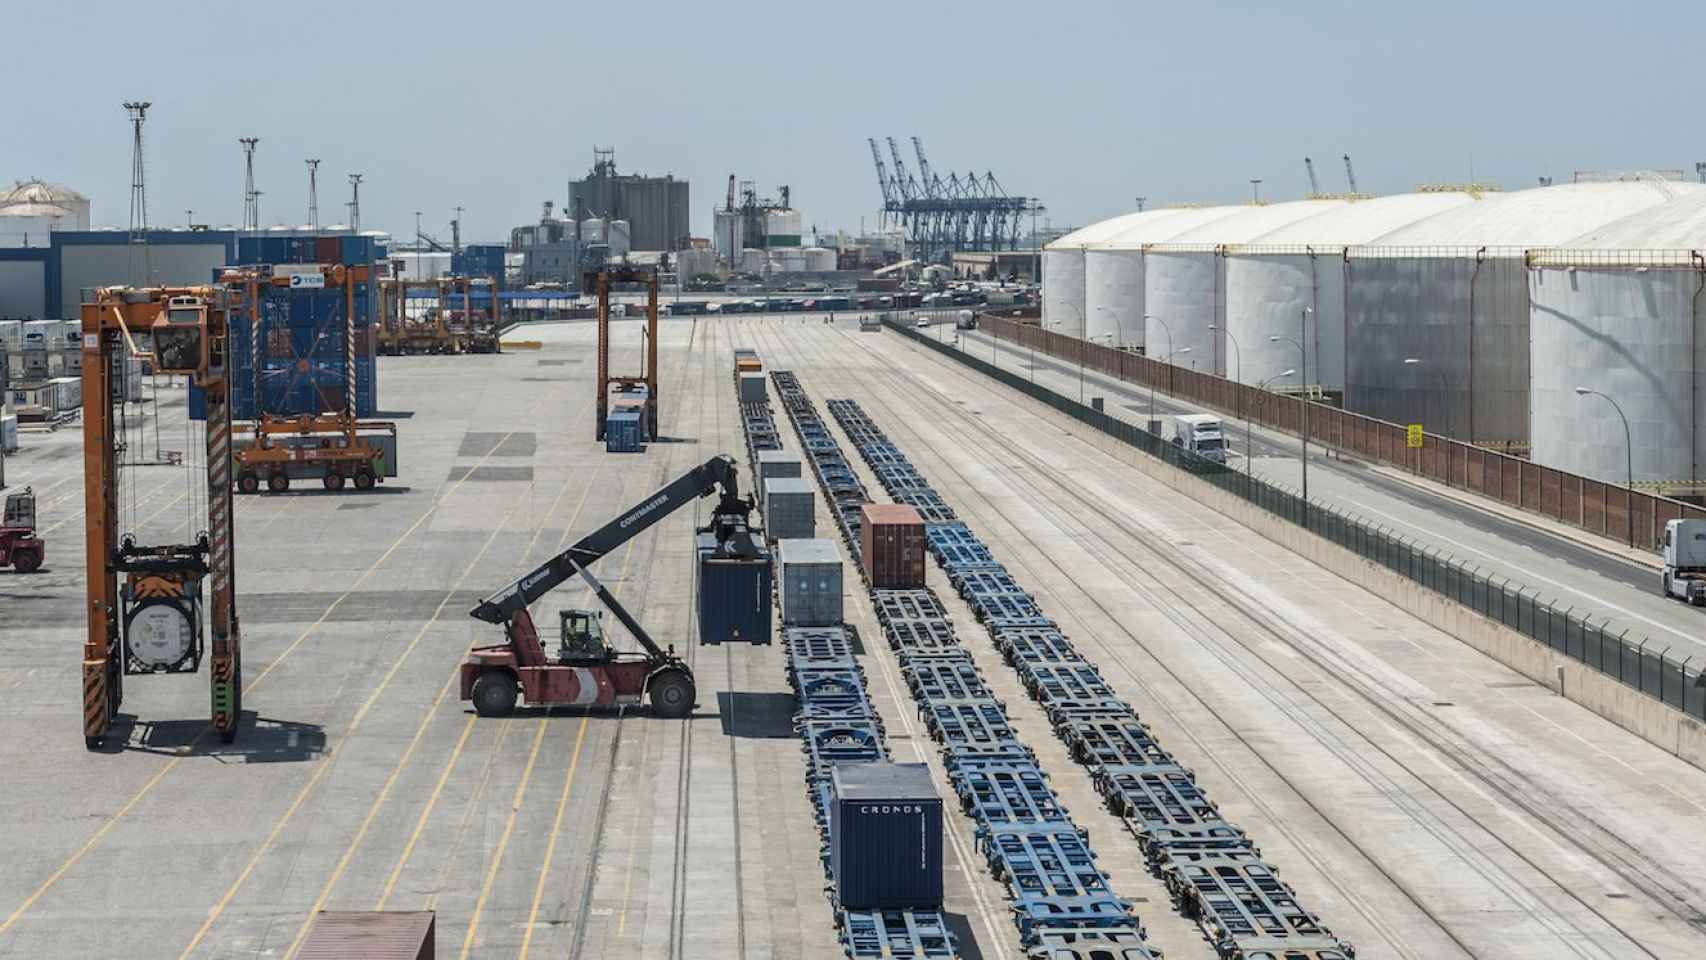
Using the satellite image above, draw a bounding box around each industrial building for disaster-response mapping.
[0,227,237,320]
[1044,177,1706,487]
[568,148,689,251]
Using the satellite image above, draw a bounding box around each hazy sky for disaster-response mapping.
[9,1,1704,244]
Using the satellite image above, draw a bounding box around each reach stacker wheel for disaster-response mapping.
[648,670,695,719]
[267,473,290,493]
[322,472,345,492]
[237,473,259,495]
[12,549,40,573]
[471,671,518,717]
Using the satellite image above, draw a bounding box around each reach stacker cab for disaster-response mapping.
[461,454,763,718]
[0,487,44,573]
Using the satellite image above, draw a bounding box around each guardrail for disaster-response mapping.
[975,315,1706,554]
[887,316,1706,724]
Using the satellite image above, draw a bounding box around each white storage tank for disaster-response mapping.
[579,217,606,243]
[608,220,632,257]
[803,246,837,272]
[739,248,769,274]
[765,210,802,246]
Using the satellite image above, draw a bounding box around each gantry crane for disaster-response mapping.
[81,286,243,748]
[586,265,659,442]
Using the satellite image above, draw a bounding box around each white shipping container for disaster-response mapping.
[1,413,18,453]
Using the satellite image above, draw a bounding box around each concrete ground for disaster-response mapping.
[7,312,1706,959]
[739,313,1706,960]
[0,318,853,959]
[947,326,1706,664]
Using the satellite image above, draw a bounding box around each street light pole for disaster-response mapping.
[1270,307,1311,519]
[1142,313,1173,434]
[1575,387,1636,546]
[1210,322,1242,460]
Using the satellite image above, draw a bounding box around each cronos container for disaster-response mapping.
[778,537,843,627]
[697,529,773,644]
[296,910,435,960]
[764,477,816,541]
[860,503,926,588]
[830,762,943,909]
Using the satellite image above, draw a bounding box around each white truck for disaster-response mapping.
[1171,413,1228,464]
[1661,519,1706,606]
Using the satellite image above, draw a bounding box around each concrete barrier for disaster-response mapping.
[1012,385,1706,771]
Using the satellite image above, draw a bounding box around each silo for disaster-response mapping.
[803,247,837,272]
[1043,213,1147,338]
[580,217,607,243]
[1527,191,1706,485]
[609,220,632,256]
[1223,192,1478,392]
[1347,181,1683,445]
[1143,200,1344,376]
[1084,207,1247,351]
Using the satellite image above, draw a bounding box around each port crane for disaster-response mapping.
[462,454,758,718]
[81,286,244,747]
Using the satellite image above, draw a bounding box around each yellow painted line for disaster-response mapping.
[420,719,516,915]
[370,714,478,909]
[277,670,463,959]
[517,716,590,958]
[458,714,551,959]
[371,467,598,909]
[177,484,533,959]
[0,759,178,936]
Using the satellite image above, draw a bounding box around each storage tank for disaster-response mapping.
[714,210,745,260]
[803,246,837,272]
[765,209,802,246]
[608,220,632,257]
[1345,180,1688,444]
[1526,191,1706,485]
[579,217,606,243]
[739,248,768,274]
[1222,192,1479,392]
[1082,207,1247,350]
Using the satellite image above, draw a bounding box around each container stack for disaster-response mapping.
[190,270,378,421]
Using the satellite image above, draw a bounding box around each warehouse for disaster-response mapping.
[1045,178,1706,483]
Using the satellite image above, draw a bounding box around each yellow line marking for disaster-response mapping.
[458,714,552,959]
[370,714,477,909]
[517,716,590,958]
[371,470,599,910]
[0,759,178,936]
[177,482,532,959]
[420,718,514,915]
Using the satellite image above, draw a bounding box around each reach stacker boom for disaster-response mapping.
[462,454,758,718]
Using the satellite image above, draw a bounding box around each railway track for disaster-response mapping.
[807,317,1706,957]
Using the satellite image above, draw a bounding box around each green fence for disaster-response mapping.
[885,316,1706,722]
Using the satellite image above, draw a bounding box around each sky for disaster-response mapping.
[8,1,1705,244]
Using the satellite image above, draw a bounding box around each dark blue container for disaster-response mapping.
[830,762,944,909]
[604,409,644,452]
[696,530,772,645]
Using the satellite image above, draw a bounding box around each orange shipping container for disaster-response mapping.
[861,503,926,588]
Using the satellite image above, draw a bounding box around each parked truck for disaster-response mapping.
[1661,519,1706,606]
[1170,413,1229,464]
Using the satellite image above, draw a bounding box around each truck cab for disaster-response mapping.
[1661,519,1706,606]
[1171,413,1229,464]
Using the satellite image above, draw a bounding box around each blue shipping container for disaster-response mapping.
[604,409,644,452]
[696,530,772,645]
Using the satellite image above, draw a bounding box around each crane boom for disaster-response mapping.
[1342,154,1359,195]
[469,455,753,646]
[1304,157,1320,196]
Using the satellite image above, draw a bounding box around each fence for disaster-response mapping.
[889,315,1706,722]
[976,316,1706,554]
